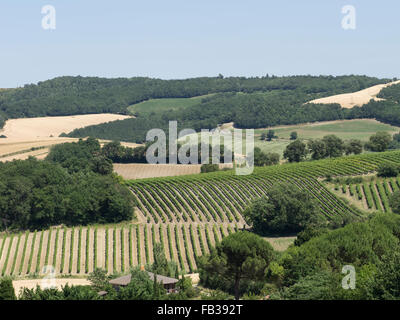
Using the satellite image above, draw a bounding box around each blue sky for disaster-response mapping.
[0,0,399,87]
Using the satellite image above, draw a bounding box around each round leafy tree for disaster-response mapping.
[243,183,321,235]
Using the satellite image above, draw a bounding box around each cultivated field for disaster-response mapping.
[0,114,138,162]
[0,222,240,277]
[12,279,90,296]
[2,150,400,279]
[330,176,400,213]
[114,163,233,179]
[0,114,132,140]
[307,80,400,108]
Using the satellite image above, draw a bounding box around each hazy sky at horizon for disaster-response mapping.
[0,0,399,87]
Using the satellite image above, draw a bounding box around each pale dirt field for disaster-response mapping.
[169,226,180,268]
[131,226,138,267]
[264,237,296,252]
[47,230,56,272]
[138,225,146,267]
[5,236,18,275]
[63,229,71,274]
[13,234,27,276]
[79,229,87,275]
[177,226,189,271]
[146,225,154,265]
[0,114,131,140]
[114,163,233,180]
[160,225,171,262]
[122,228,129,272]
[96,229,105,270]
[29,232,41,274]
[21,233,33,275]
[87,228,94,274]
[13,279,91,297]
[114,228,121,273]
[54,229,64,274]
[107,229,113,273]
[307,80,400,108]
[0,114,142,162]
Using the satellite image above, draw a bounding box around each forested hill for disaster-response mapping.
[0,75,388,129]
[66,76,400,144]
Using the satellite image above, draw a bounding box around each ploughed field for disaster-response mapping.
[2,150,400,277]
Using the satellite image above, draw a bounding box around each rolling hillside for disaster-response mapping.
[2,150,400,277]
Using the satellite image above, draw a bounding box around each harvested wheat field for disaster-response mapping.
[13,279,90,296]
[0,114,132,140]
[114,163,233,179]
[307,80,400,108]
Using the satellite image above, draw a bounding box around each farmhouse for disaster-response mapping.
[109,271,179,293]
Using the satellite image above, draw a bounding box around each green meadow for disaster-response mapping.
[127,94,213,116]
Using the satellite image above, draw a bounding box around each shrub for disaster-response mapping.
[377,163,399,178]
[201,164,219,173]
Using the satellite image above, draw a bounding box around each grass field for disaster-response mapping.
[253,119,400,157]
[179,119,400,159]
[127,95,212,116]
[256,119,400,141]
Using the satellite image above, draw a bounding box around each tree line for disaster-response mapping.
[283,131,395,163]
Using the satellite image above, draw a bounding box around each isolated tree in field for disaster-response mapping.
[308,139,327,160]
[290,131,298,140]
[365,132,392,152]
[345,139,363,155]
[322,135,344,157]
[243,183,321,235]
[0,278,16,300]
[266,130,275,141]
[283,140,307,162]
[199,231,274,300]
[260,132,267,141]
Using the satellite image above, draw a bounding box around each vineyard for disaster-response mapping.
[331,176,400,213]
[1,150,400,277]
[128,150,400,225]
[0,224,235,277]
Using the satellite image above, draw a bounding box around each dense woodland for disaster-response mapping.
[65,80,400,144]
[0,138,135,232]
[0,75,389,138]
